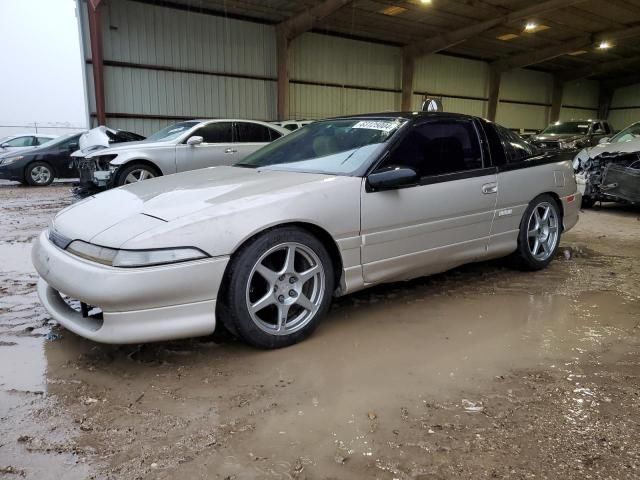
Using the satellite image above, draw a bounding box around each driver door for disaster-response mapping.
[175,121,236,172]
[360,118,498,284]
[51,136,80,178]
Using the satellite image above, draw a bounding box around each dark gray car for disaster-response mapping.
[530,120,614,152]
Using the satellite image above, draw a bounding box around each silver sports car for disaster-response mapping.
[33,112,580,348]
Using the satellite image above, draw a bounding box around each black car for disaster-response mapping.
[529,120,614,152]
[0,133,82,186]
[0,128,145,186]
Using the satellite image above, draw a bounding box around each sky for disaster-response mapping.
[0,0,87,129]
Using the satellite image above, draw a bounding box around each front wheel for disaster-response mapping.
[218,227,334,349]
[115,163,160,186]
[513,194,562,270]
[25,162,54,186]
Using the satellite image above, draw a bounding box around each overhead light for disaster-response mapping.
[420,0,432,3]
[523,23,550,33]
[497,33,519,41]
[597,40,612,50]
[380,5,407,15]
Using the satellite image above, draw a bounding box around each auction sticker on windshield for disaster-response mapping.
[353,120,402,132]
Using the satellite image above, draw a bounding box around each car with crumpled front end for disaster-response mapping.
[76,119,288,189]
[573,121,640,207]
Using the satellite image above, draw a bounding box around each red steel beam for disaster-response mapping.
[88,0,106,126]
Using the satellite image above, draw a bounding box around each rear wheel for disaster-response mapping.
[25,162,54,186]
[115,163,160,186]
[218,227,334,349]
[513,194,562,270]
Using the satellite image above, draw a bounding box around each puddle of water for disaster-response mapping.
[0,336,46,398]
[182,290,638,478]
[0,241,35,274]
[32,288,637,479]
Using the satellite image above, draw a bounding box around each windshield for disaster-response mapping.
[235,118,407,175]
[146,121,199,142]
[541,121,590,135]
[610,122,640,143]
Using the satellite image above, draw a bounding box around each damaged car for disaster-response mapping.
[529,120,613,153]
[72,126,145,190]
[33,112,580,348]
[75,119,288,190]
[573,121,640,207]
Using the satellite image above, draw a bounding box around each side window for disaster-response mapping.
[268,128,283,141]
[284,124,298,131]
[496,125,539,164]
[481,121,507,166]
[192,122,233,143]
[5,136,34,147]
[59,137,80,151]
[593,122,605,134]
[36,136,52,145]
[235,122,272,143]
[386,119,483,177]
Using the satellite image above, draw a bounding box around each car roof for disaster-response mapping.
[330,111,476,121]
[4,133,57,138]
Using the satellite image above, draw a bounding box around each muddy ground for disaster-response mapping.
[0,181,639,480]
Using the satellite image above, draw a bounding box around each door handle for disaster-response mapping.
[482,183,498,194]
[224,148,237,154]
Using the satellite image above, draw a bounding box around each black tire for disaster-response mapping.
[217,226,335,349]
[25,162,54,186]
[512,194,562,271]
[581,195,595,208]
[115,162,160,187]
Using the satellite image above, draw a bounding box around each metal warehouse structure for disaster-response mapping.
[79,0,640,136]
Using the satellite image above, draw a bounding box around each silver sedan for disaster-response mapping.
[33,113,580,348]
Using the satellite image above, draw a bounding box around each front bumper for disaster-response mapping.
[76,157,115,188]
[32,231,229,343]
[0,163,24,182]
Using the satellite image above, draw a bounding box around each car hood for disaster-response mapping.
[83,139,170,158]
[532,134,585,142]
[584,138,640,157]
[52,166,340,248]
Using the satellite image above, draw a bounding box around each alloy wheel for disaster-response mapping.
[124,168,155,184]
[30,165,52,185]
[245,242,325,336]
[526,201,559,261]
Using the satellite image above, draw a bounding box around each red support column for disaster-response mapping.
[88,0,106,126]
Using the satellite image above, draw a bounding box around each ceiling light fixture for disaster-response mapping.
[524,22,538,32]
[420,0,432,3]
[380,5,407,15]
[597,40,612,50]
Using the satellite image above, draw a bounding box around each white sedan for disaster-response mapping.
[33,113,579,348]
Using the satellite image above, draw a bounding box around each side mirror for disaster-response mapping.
[598,137,610,144]
[368,166,418,191]
[186,136,203,146]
